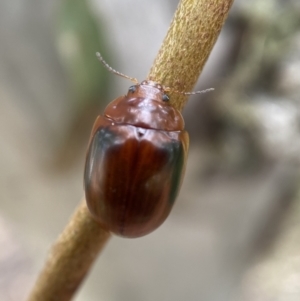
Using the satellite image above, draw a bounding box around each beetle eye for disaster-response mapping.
[128,85,136,93]
[162,94,170,102]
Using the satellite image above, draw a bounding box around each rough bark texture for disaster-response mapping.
[26,201,111,301]
[148,0,234,111]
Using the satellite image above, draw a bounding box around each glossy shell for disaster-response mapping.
[84,81,189,238]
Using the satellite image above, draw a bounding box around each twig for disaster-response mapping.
[148,0,234,111]
[26,201,110,301]
[26,0,234,300]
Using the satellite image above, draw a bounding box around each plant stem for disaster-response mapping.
[26,0,234,300]
[26,201,110,301]
[148,0,234,111]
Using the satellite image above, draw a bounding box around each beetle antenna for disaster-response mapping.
[179,88,214,95]
[164,86,214,95]
[96,52,139,85]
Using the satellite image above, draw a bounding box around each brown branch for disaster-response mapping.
[26,0,234,300]
[26,200,111,301]
[148,0,234,111]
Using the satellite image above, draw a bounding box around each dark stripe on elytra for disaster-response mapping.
[165,139,184,205]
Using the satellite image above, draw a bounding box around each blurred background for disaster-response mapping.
[1,0,300,300]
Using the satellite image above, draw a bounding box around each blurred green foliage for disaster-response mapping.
[56,0,110,107]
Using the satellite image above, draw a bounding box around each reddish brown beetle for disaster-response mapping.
[84,53,212,238]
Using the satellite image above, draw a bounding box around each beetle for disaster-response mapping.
[84,52,212,238]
